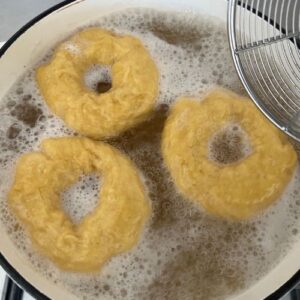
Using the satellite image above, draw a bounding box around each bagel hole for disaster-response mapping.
[208,123,252,165]
[84,64,112,94]
[61,173,101,224]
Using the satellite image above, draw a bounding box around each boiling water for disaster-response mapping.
[208,123,252,165]
[0,8,300,300]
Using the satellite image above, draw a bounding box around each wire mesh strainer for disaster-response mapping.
[228,0,300,141]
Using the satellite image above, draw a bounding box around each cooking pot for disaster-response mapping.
[0,0,299,299]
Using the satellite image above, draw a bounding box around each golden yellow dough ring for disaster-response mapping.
[36,28,159,139]
[9,137,150,272]
[162,88,297,220]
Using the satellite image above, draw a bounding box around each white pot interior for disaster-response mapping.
[0,0,299,299]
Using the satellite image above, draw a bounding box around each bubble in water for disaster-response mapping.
[208,123,252,165]
[61,173,101,224]
[84,64,112,93]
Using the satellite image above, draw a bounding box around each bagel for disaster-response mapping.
[9,137,150,272]
[36,28,159,139]
[162,88,297,220]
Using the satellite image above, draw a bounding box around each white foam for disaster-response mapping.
[61,173,101,224]
[63,42,81,55]
[0,8,299,300]
[84,64,112,92]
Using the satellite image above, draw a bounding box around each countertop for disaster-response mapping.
[0,0,63,41]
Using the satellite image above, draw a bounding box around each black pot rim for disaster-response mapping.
[0,253,49,300]
[0,0,299,299]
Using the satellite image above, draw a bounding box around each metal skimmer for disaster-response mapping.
[228,0,300,141]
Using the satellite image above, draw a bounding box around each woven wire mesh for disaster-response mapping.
[228,0,300,140]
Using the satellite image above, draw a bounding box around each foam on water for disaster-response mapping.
[208,123,252,165]
[84,65,112,92]
[0,8,299,300]
[61,173,101,224]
